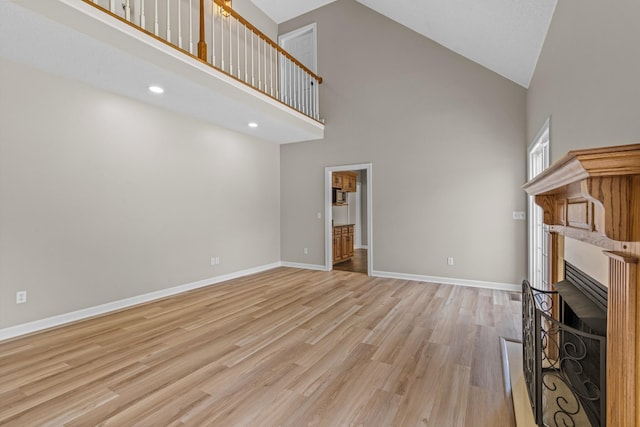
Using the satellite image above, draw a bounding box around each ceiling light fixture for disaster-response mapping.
[148,85,164,94]
[248,122,258,128]
[219,0,232,17]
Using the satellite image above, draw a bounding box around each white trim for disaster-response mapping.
[281,261,328,271]
[371,270,520,292]
[325,163,373,276]
[355,182,362,248]
[528,117,551,287]
[0,262,280,341]
[527,117,551,178]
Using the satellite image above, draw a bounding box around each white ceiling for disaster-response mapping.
[250,0,557,88]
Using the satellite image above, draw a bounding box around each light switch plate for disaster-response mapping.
[513,211,526,220]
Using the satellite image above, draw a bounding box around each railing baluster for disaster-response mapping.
[244,25,248,82]
[154,0,159,35]
[166,0,171,42]
[276,52,280,100]
[221,7,224,71]
[315,77,319,119]
[251,32,254,87]
[211,2,215,65]
[295,67,299,110]
[236,19,240,78]
[303,72,307,115]
[308,74,312,115]
[124,0,131,21]
[188,0,193,54]
[302,70,306,112]
[228,15,232,75]
[109,0,115,13]
[177,0,182,49]
[140,0,146,28]
[263,38,267,94]
[308,76,312,117]
[289,62,292,106]
[291,60,295,108]
[257,36,261,90]
[270,45,273,97]
[293,61,297,108]
[297,68,301,110]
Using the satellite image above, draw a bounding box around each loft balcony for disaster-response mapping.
[0,0,324,143]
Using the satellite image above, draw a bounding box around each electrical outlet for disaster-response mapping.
[513,211,526,220]
[16,291,27,304]
[216,257,221,265]
[304,248,309,255]
[447,257,454,266]
[210,257,221,266]
[317,212,322,219]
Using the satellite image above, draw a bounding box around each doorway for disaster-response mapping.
[325,164,373,275]
[278,23,317,108]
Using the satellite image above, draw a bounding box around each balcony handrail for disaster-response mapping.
[206,0,322,84]
[81,0,323,121]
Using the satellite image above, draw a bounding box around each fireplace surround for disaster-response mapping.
[522,143,640,426]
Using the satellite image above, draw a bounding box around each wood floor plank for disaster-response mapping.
[0,267,520,426]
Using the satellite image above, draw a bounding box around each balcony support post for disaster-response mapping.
[197,0,207,61]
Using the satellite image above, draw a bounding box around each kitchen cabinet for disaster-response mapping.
[332,173,343,189]
[331,172,357,192]
[342,173,356,192]
[333,224,354,264]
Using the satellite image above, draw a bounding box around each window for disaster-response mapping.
[528,119,550,289]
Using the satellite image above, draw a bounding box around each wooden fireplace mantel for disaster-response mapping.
[523,143,640,243]
[523,143,640,427]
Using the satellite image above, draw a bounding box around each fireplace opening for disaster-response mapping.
[522,262,608,427]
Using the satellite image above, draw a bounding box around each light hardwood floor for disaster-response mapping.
[0,268,521,426]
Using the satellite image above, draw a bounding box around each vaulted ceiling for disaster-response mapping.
[250,0,558,88]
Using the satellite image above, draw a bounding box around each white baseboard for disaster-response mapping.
[1,263,519,342]
[371,270,520,292]
[0,262,281,342]
[280,261,328,271]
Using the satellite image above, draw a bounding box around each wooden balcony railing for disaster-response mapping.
[83,0,323,121]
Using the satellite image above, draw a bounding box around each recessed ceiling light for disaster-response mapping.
[148,85,164,94]
[248,122,258,128]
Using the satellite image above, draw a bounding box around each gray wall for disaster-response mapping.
[233,0,278,40]
[527,0,640,161]
[279,0,528,284]
[0,58,280,329]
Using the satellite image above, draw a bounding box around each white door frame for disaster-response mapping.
[528,118,551,288]
[325,163,373,275]
[355,182,362,248]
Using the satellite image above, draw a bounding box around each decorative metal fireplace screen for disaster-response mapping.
[522,274,607,427]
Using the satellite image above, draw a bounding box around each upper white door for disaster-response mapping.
[278,23,317,108]
[278,23,317,72]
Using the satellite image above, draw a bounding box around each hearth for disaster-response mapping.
[522,262,607,427]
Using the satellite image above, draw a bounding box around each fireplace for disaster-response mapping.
[522,143,639,425]
[523,262,607,427]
